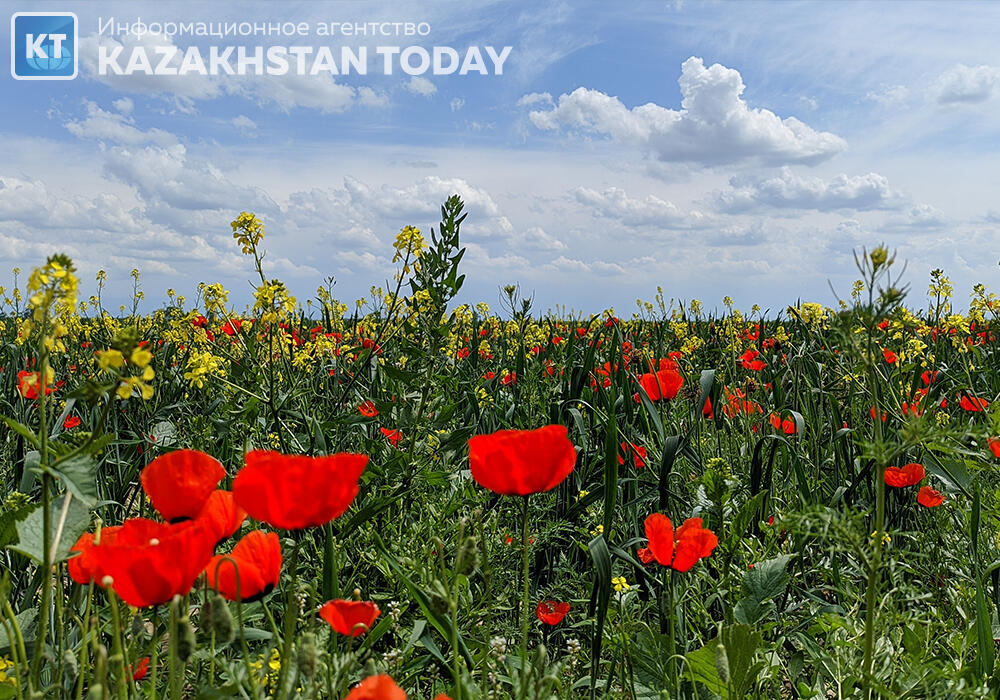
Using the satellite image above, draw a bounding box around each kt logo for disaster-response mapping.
[11,12,78,80]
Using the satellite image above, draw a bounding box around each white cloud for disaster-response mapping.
[713,168,903,212]
[527,57,846,166]
[231,115,258,137]
[112,97,134,114]
[405,76,437,97]
[571,186,707,227]
[866,85,910,106]
[517,92,553,108]
[933,64,1000,104]
[450,98,466,112]
[65,100,177,146]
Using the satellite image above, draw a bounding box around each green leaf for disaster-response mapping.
[9,493,92,564]
[0,499,38,550]
[49,454,99,507]
[1,416,39,449]
[587,534,612,700]
[734,554,793,625]
[684,624,762,699]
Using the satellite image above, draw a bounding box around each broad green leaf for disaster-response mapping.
[734,554,793,625]
[9,493,92,564]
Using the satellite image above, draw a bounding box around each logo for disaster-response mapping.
[11,12,78,80]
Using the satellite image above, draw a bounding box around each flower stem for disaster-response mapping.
[518,495,531,666]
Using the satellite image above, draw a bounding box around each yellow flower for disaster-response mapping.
[130,346,152,368]
[611,576,630,592]
[98,349,125,371]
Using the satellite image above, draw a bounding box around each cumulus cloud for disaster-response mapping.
[65,100,177,146]
[933,64,1000,104]
[405,76,437,97]
[526,57,846,166]
[571,186,707,227]
[713,167,903,212]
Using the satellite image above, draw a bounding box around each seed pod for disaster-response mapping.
[62,648,79,680]
[715,642,730,684]
[176,616,196,662]
[209,593,235,643]
[87,684,104,700]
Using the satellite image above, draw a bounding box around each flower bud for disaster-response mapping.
[715,642,730,684]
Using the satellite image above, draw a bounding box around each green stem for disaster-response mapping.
[275,538,301,700]
[518,495,531,664]
[107,590,128,700]
[30,349,51,691]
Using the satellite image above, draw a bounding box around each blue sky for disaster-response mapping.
[2,0,999,315]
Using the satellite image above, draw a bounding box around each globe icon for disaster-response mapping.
[25,39,72,72]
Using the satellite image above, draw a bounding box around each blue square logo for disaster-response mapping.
[11,12,78,80]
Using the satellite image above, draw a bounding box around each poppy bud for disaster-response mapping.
[352,588,362,601]
[428,580,451,617]
[87,685,104,700]
[457,536,479,575]
[715,643,730,684]
[62,649,79,681]
[130,612,146,639]
[209,594,235,643]
[176,615,196,662]
[296,632,318,680]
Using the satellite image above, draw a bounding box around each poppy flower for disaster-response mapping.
[140,449,225,523]
[989,437,1000,458]
[740,349,766,371]
[768,413,796,435]
[917,485,945,508]
[643,513,718,573]
[960,395,988,412]
[638,364,683,401]
[536,600,570,625]
[233,451,367,530]
[637,547,654,565]
[92,518,215,608]
[380,427,403,447]
[468,425,576,496]
[618,442,647,468]
[319,600,381,637]
[130,657,150,681]
[196,491,247,546]
[17,369,54,399]
[63,415,81,429]
[883,462,925,488]
[882,348,897,364]
[205,530,282,602]
[359,400,378,418]
[922,370,937,385]
[344,674,406,700]
[67,526,122,585]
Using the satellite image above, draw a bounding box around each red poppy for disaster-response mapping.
[917,485,945,508]
[205,530,281,602]
[883,462,924,488]
[196,490,247,546]
[882,348,897,364]
[536,600,570,625]
[130,657,150,681]
[643,513,717,573]
[960,395,988,412]
[344,674,406,700]
[359,400,378,418]
[140,449,225,523]
[92,518,215,607]
[740,349,766,371]
[468,425,576,496]
[319,600,381,637]
[380,427,403,447]
[221,319,243,336]
[638,363,683,401]
[768,413,796,435]
[618,441,647,468]
[67,526,122,585]
[870,406,887,422]
[989,437,1000,458]
[17,370,54,399]
[63,415,81,429]
[233,451,367,530]
[921,370,937,385]
[637,547,654,565]
[501,371,517,386]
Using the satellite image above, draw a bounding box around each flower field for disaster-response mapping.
[2,195,1000,699]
